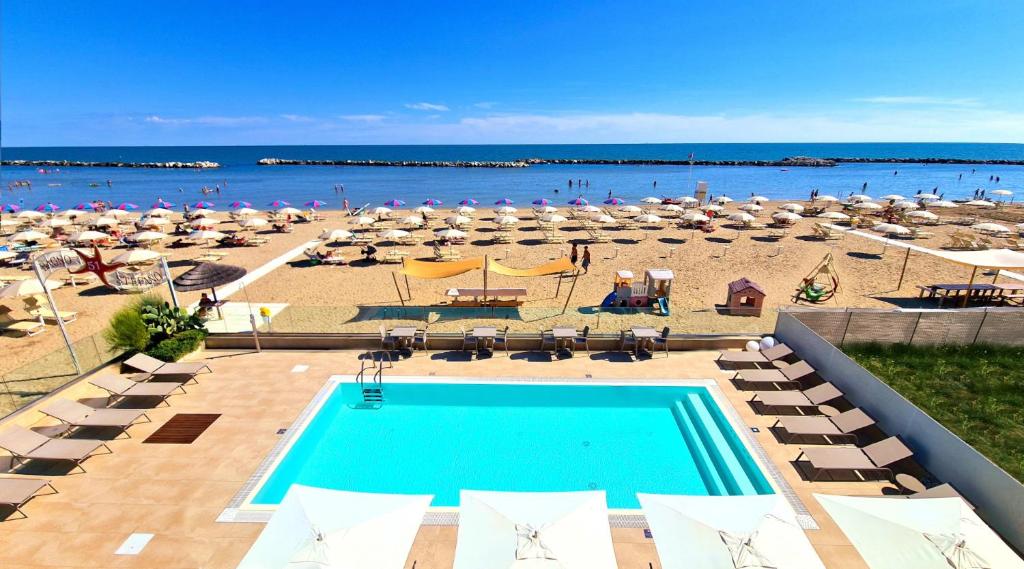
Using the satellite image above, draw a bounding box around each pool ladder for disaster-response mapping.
[353,351,391,409]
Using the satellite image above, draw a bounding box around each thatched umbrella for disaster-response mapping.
[172,262,247,315]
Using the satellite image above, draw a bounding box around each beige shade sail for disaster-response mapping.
[931,248,1024,270]
[400,257,484,279]
[488,256,574,277]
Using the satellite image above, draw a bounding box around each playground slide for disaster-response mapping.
[600,292,617,307]
[656,297,670,316]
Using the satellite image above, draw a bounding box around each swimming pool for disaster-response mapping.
[247,379,773,509]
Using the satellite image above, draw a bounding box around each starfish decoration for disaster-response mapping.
[70,245,126,288]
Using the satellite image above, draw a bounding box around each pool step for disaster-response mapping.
[357,387,383,409]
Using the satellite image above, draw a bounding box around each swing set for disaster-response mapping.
[794,252,840,303]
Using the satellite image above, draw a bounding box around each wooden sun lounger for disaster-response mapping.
[772,408,875,444]
[0,308,45,337]
[89,375,186,406]
[41,400,150,437]
[0,477,57,519]
[795,436,913,482]
[0,426,112,473]
[749,382,843,414]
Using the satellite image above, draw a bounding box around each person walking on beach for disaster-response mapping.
[568,179,573,189]
[581,246,591,274]
[607,189,613,200]
[570,243,579,266]
[342,197,350,213]
[862,182,868,191]
[653,180,657,190]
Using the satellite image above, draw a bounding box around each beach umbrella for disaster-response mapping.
[540,213,567,223]
[927,200,957,208]
[580,205,601,213]
[660,204,684,212]
[36,202,60,212]
[278,207,302,216]
[236,486,432,569]
[728,212,755,223]
[434,228,467,239]
[229,201,252,208]
[915,193,940,201]
[350,216,376,227]
[458,198,479,206]
[636,214,663,224]
[378,229,410,240]
[1017,222,1024,233]
[400,215,425,226]
[494,206,517,215]
[991,189,1013,197]
[0,278,62,299]
[893,200,920,210]
[494,197,514,205]
[152,199,175,208]
[618,205,642,213]
[567,197,589,207]
[454,490,617,569]
[190,217,221,227]
[849,194,873,203]
[972,222,1010,234]
[0,219,19,229]
[678,196,700,206]
[40,217,71,228]
[907,210,938,221]
[715,196,734,204]
[422,198,443,206]
[234,207,258,216]
[92,216,120,227]
[138,217,170,228]
[112,249,162,265]
[603,197,626,205]
[267,200,291,209]
[772,211,803,223]
[17,210,45,220]
[146,207,174,217]
[58,209,87,219]
[682,212,710,223]
[371,207,393,216]
[116,202,139,210]
[531,198,551,206]
[593,214,616,224]
[854,202,883,210]
[964,200,996,208]
[74,202,97,211]
[193,201,215,208]
[445,215,472,226]
[105,209,131,219]
[705,204,725,213]
[640,197,662,204]
[880,194,906,201]
[239,217,268,229]
[454,206,476,216]
[817,494,1024,569]
[535,205,558,214]
[2,204,22,213]
[304,200,328,209]
[818,211,850,220]
[189,208,216,218]
[493,215,519,225]
[414,206,435,214]
[129,231,168,243]
[749,195,769,203]
[320,228,354,241]
[780,203,805,213]
[739,203,763,212]
[815,195,839,203]
[188,229,225,241]
[10,230,49,242]
[381,199,404,208]
[873,223,911,236]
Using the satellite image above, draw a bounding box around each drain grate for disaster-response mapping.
[143,414,221,444]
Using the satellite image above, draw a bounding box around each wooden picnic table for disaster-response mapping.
[446,288,527,307]
[917,283,1023,307]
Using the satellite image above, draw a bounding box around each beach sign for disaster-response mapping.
[35,247,167,292]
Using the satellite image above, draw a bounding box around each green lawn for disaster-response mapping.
[843,343,1024,483]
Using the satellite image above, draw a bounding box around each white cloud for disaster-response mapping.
[144,114,267,126]
[854,96,981,107]
[473,101,497,109]
[280,114,315,122]
[404,102,449,111]
[338,114,387,122]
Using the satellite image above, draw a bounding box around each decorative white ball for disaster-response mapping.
[745,340,760,352]
[759,336,776,350]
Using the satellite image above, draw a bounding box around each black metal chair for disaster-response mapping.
[652,326,671,357]
[574,326,591,354]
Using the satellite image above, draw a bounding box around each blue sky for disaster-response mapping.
[4,0,1024,146]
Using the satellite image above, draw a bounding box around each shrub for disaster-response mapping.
[103,307,151,353]
[140,300,205,341]
[145,329,208,362]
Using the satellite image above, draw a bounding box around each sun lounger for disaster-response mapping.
[23,295,78,324]
[795,436,913,482]
[0,307,45,337]
[750,382,843,414]
[733,360,817,389]
[0,426,111,473]
[41,399,150,436]
[772,408,875,444]
[0,477,56,518]
[718,343,795,368]
[89,375,185,405]
[122,353,211,382]
[904,483,973,507]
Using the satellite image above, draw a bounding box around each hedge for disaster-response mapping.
[144,329,209,362]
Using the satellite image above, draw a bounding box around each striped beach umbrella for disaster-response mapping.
[382,199,405,207]
[494,197,514,205]
[75,202,96,210]
[152,199,175,208]
[459,198,479,206]
[2,204,22,213]
[567,197,589,206]
[36,202,60,212]
[116,202,139,210]
[532,198,551,206]
[305,200,328,209]
[194,201,215,208]
[229,201,252,208]
[422,198,443,206]
[603,197,626,205]
[267,200,291,209]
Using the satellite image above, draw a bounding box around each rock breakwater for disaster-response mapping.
[1,160,220,169]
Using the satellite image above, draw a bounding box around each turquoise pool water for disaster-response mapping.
[251,381,773,508]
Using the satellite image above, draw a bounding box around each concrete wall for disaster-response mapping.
[774,311,1024,552]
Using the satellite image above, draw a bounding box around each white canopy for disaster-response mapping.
[931,248,1024,270]
[453,490,617,569]
[236,485,432,569]
[639,493,825,569]
[816,494,1024,569]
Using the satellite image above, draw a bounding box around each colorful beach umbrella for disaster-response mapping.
[305,200,328,209]
[494,198,514,205]
[2,204,21,213]
[459,198,479,206]
[603,197,626,205]
[229,201,252,208]
[382,199,405,207]
[36,202,61,212]
[74,202,96,211]
[422,198,443,206]
[532,198,551,206]
[267,200,291,208]
[194,201,215,208]
[116,202,139,210]
[567,197,589,206]
[152,199,175,208]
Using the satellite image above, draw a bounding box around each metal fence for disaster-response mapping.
[779,306,1024,347]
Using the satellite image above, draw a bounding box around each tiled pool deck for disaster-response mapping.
[0,349,881,569]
